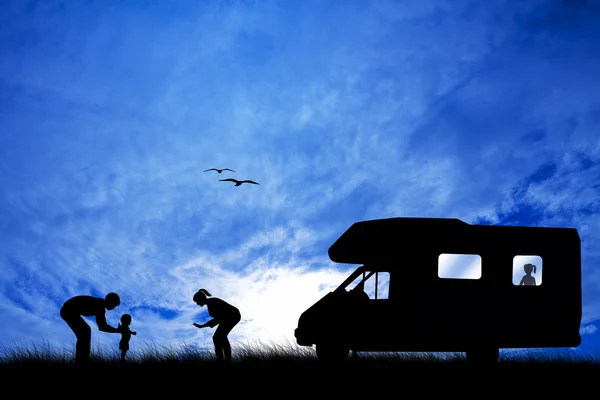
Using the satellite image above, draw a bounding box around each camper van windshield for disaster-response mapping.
[335,267,374,293]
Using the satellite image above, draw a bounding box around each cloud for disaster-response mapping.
[167,226,355,346]
[580,324,597,335]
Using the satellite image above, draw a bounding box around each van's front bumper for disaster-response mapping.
[294,328,313,346]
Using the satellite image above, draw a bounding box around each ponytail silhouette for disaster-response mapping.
[523,263,536,275]
[193,289,212,303]
[519,264,537,286]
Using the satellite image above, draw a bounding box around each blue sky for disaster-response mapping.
[1,0,599,359]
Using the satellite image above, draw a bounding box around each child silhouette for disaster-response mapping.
[117,313,136,362]
[519,263,537,286]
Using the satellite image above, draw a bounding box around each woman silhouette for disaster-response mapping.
[519,263,537,286]
[193,289,242,362]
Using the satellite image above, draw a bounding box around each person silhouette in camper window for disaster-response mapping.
[519,263,537,286]
[192,289,242,362]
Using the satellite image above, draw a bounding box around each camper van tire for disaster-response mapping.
[465,347,499,365]
[315,341,349,363]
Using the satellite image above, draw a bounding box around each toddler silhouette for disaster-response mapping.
[117,313,136,362]
[519,263,537,286]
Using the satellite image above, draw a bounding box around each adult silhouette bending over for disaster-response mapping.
[60,292,121,364]
[193,289,241,362]
[519,263,537,286]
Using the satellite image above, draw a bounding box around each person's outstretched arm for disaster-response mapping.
[96,313,120,333]
[193,318,219,329]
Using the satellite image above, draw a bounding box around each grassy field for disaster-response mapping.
[2,341,599,398]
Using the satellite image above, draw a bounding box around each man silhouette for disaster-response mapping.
[60,292,121,364]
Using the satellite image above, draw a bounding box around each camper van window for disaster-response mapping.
[363,272,390,299]
[438,253,482,279]
[345,271,390,300]
[512,255,543,286]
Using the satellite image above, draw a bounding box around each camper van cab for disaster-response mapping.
[294,217,582,363]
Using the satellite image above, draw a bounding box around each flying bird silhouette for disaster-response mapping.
[219,178,260,186]
[203,168,235,173]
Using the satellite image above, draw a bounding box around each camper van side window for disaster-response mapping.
[363,272,390,300]
[438,254,482,279]
[512,255,543,286]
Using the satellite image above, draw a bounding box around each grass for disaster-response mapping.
[2,340,600,398]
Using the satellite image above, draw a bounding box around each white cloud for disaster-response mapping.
[580,324,597,335]
[166,226,355,346]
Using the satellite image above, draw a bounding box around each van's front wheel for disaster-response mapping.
[316,341,349,363]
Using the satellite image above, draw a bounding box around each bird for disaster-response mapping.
[203,168,235,173]
[219,178,259,186]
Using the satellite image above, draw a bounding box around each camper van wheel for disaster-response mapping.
[316,342,349,363]
[465,347,499,365]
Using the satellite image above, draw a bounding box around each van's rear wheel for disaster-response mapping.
[316,342,349,363]
[465,347,499,365]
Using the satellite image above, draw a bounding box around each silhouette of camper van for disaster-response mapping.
[294,217,582,364]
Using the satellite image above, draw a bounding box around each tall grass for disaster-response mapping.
[1,339,599,365]
[3,340,600,399]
